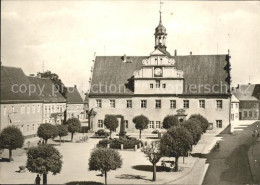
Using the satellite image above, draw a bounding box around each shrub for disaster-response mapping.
[97,137,142,149]
[80,126,90,133]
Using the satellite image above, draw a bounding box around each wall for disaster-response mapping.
[239,101,260,120]
[43,103,66,124]
[67,103,84,120]
[89,96,230,132]
[0,103,43,137]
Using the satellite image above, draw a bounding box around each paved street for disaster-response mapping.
[203,121,260,185]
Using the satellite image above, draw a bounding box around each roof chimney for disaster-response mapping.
[174,50,177,56]
[123,54,127,62]
[74,85,77,89]
[190,51,192,55]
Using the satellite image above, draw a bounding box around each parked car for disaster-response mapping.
[95,129,109,137]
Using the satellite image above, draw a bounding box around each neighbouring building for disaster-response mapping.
[88,12,231,133]
[28,76,66,124]
[230,94,240,133]
[233,84,260,120]
[66,86,85,120]
[0,66,43,138]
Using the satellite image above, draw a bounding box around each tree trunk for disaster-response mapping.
[110,129,112,139]
[175,156,179,172]
[139,129,142,139]
[9,149,12,162]
[152,163,156,181]
[43,173,47,185]
[59,136,61,145]
[71,133,74,142]
[104,171,107,185]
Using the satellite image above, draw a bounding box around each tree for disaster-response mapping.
[104,115,119,138]
[56,125,68,145]
[182,120,203,145]
[64,118,81,141]
[89,148,122,185]
[162,115,179,129]
[141,141,162,181]
[38,71,67,98]
[160,126,193,171]
[133,115,149,139]
[26,144,63,185]
[37,123,58,143]
[0,126,24,162]
[189,114,209,133]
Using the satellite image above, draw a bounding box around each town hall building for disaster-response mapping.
[88,12,231,133]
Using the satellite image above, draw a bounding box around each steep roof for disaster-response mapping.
[0,66,42,103]
[231,94,240,103]
[233,84,259,101]
[66,87,84,104]
[28,76,66,103]
[90,55,230,96]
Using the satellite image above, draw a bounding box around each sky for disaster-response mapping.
[1,1,260,93]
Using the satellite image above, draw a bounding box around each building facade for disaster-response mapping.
[66,86,84,120]
[88,13,231,133]
[233,84,260,120]
[28,76,66,124]
[230,94,239,133]
[0,66,43,138]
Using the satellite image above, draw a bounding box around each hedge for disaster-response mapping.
[97,137,143,149]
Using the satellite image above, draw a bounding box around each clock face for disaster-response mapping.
[154,67,162,76]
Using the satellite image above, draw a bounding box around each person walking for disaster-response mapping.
[35,174,41,185]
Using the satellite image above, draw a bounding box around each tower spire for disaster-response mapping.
[159,0,163,23]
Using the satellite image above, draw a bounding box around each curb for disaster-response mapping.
[163,158,199,184]
[198,163,209,185]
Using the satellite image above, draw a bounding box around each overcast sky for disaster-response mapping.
[1,1,260,92]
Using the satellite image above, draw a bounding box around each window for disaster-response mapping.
[150,84,153,89]
[141,100,147,108]
[126,100,132,108]
[21,105,25,114]
[110,100,115,108]
[183,100,189,108]
[216,120,222,128]
[27,125,30,132]
[156,121,161,128]
[249,111,252,117]
[4,106,6,115]
[254,112,258,118]
[170,100,176,109]
[96,99,102,108]
[32,124,35,131]
[32,105,35,113]
[149,121,154,128]
[231,103,233,109]
[124,120,128,129]
[231,114,234,121]
[244,111,248,117]
[98,120,103,128]
[216,100,222,109]
[236,103,238,109]
[38,105,40,112]
[199,100,205,108]
[155,100,161,108]
[11,106,15,113]
[156,81,160,88]
[27,105,30,114]
[52,105,54,113]
[162,84,166,88]
[235,113,238,119]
